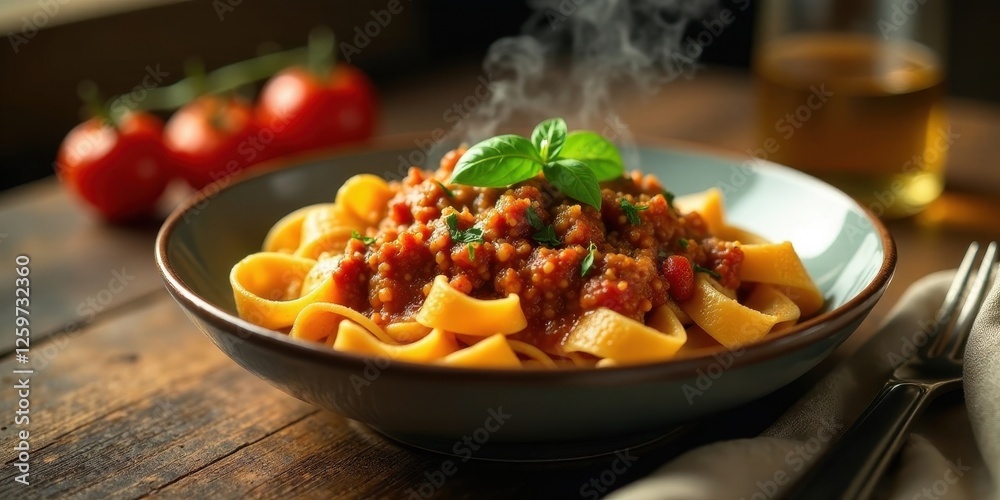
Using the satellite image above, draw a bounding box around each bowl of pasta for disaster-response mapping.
[156,120,895,457]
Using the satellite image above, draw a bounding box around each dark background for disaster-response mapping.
[1,0,996,192]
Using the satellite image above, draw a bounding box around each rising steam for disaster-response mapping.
[463,0,719,143]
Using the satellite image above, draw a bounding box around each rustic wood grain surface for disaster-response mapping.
[1,68,999,499]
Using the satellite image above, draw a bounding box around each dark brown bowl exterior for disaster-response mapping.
[155,136,896,451]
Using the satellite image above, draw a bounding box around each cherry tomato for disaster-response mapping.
[56,112,171,222]
[663,254,695,301]
[255,65,376,156]
[164,95,260,190]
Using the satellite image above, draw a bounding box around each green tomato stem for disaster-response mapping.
[106,39,316,112]
[184,57,208,98]
[307,26,336,82]
[77,80,115,127]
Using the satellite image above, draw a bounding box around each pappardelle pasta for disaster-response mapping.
[231,143,823,369]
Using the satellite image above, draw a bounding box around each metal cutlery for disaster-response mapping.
[788,241,999,499]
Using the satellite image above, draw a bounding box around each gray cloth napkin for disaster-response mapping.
[609,270,999,499]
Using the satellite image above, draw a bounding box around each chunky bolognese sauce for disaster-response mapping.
[324,149,744,353]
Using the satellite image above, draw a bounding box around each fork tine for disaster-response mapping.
[920,242,980,357]
[946,241,999,359]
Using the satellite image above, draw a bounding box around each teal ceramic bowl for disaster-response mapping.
[155,137,895,457]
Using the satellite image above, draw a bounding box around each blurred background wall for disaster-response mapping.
[1,0,997,192]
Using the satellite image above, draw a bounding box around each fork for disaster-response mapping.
[788,241,999,500]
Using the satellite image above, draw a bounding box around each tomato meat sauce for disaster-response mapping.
[328,150,744,354]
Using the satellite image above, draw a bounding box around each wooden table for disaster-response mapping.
[2,68,999,499]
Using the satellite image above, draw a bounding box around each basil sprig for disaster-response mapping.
[449,118,624,210]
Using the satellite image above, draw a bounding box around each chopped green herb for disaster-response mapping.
[581,242,598,276]
[663,190,676,208]
[658,250,668,259]
[678,238,688,249]
[445,213,484,260]
[351,230,376,246]
[435,180,454,198]
[533,225,560,247]
[619,198,649,226]
[693,264,721,280]
[526,205,544,230]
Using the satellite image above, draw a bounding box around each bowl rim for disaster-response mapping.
[155,132,897,383]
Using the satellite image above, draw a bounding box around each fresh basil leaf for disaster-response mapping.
[449,135,543,187]
[450,135,543,187]
[531,118,567,163]
[526,205,544,230]
[543,159,602,210]
[559,131,624,181]
[532,225,560,247]
[351,230,375,246]
[581,242,597,277]
[693,264,721,280]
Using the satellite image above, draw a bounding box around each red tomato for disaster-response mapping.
[56,112,171,222]
[164,95,260,190]
[663,254,695,301]
[255,65,376,155]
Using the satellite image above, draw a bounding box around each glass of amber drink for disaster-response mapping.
[753,0,948,218]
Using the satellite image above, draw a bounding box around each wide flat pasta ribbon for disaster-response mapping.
[680,275,779,349]
[744,284,802,331]
[294,205,365,259]
[294,227,357,260]
[332,320,457,362]
[289,302,397,345]
[676,188,727,235]
[563,306,687,365]
[230,252,339,330]
[385,322,433,343]
[740,242,824,317]
[262,203,333,253]
[415,276,528,335]
[438,334,522,368]
[334,174,394,225]
[675,188,767,244]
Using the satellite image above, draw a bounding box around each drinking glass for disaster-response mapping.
[754,0,948,218]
